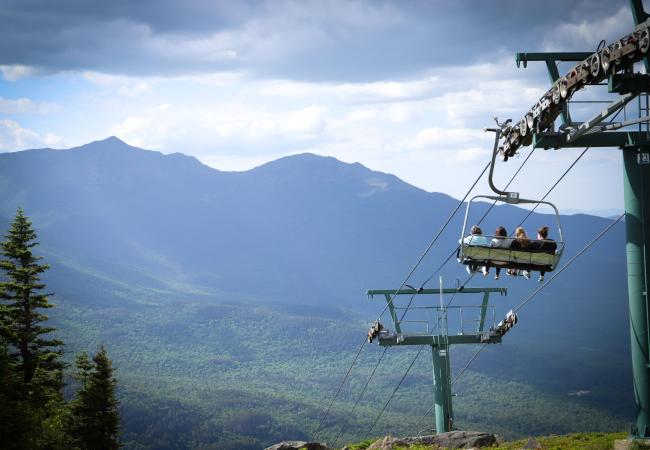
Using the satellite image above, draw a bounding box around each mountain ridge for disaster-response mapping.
[0,136,633,448]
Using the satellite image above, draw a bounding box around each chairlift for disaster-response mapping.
[459,127,566,275]
[458,194,565,274]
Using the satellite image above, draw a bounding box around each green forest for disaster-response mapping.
[0,209,631,449]
[0,209,120,449]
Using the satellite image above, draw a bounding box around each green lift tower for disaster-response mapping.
[367,286,509,434]
[499,0,650,438]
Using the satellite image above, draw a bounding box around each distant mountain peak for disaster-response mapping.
[251,153,378,177]
[76,136,142,152]
[101,136,125,144]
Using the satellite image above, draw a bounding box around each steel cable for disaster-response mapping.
[332,347,389,448]
[373,161,491,323]
[314,160,490,440]
[314,337,367,437]
[367,345,426,434]
[406,213,624,432]
[417,148,537,292]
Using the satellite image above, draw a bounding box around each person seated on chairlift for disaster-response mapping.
[507,226,532,279]
[528,225,557,283]
[489,226,511,280]
[460,225,489,274]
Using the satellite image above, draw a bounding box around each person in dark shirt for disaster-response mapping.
[508,226,531,278]
[529,225,557,282]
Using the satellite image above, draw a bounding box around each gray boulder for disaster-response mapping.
[366,431,497,449]
[264,441,332,450]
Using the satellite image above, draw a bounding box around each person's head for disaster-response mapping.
[495,226,507,238]
[538,225,549,239]
[470,225,482,235]
[515,227,528,239]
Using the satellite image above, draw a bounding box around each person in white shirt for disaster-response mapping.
[489,226,511,280]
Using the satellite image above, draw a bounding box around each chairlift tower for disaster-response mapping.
[497,0,650,438]
[367,286,508,434]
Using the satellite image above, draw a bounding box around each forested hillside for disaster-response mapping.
[0,138,632,449]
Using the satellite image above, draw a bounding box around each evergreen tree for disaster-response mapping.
[70,346,121,449]
[0,208,68,448]
[0,340,33,448]
[0,208,64,392]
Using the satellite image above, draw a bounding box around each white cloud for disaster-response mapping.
[258,77,441,103]
[0,119,62,151]
[82,71,153,97]
[346,108,379,122]
[0,65,36,81]
[543,7,632,51]
[396,126,494,163]
[0,97,61,115]
[411,127,490,149]
[110,115,184,149]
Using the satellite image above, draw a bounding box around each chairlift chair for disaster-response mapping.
[457,195,565,274]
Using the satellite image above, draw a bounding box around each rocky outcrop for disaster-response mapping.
[264,441,332,450]
[365,431,498,449]
[266,431,497,450]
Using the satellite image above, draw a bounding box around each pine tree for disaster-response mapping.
[0,208,67,447]
[0,340,33,448]
[70,346,121,449]
[0,208,64,392]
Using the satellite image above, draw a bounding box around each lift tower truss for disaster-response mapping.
[500,0,650,438]
[367,287,508,435]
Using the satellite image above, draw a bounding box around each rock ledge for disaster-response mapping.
[364,431,497,449]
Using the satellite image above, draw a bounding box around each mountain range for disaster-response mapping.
[0,137,633,448]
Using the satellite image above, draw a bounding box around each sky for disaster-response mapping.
[0,0,640,215]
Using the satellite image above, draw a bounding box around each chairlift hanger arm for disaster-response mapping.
[486,128,509,196]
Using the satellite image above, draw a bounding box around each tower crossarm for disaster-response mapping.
[499,17,650,160]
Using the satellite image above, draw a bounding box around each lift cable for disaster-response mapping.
[400,144,591,432]
[451,343,487,387]
[430,214,625,406]
[456,213,624,386]
[314,336,368,437]
[401,145,533,324]
[332,347,389,449]
[367,345,426,435]
[513,212,624,313]
[315,160,491,439]
[517,104,629,227]
[325,137,587,439]
[366,147,532,431]
[374,161,491,323]
[518,146,590,228]
[518,105,626,227]
[416,148,537,293]
[407,402,436,438]
[406,213,624,433]
[476,148,537,226]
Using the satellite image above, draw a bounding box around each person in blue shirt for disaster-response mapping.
[460,225,489,274]
[461,225,490,246]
